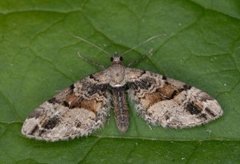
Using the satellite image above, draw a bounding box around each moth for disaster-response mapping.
[22,56,223,141]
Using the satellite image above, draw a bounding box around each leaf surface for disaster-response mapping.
[0,0,240,163]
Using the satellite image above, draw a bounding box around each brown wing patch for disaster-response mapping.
[140,89,164,109]
[140,82,187,110]
[62,93,104,114]
[80,99,103,113]
[158,82,178,99]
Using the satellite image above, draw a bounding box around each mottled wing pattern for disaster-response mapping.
[21,71,111,141]
[126,68,223,128]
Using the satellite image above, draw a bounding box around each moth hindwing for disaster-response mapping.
[22,56,223,141]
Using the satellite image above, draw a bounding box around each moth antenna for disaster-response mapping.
[126,48,154,67]
[77,51,105,70]
[122,34,164,56]
[71,34,111,57]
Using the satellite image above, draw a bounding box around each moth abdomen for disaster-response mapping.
[111,87,129,133]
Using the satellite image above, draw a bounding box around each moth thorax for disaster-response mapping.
[109,64,126,87]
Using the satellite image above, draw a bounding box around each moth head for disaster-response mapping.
[110,54,123,64]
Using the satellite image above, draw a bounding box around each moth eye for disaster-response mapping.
[110,57,114,62]
[120,56,123,61]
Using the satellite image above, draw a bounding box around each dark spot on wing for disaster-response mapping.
[48,97,58,104]
[183,84,192,90]
[70,84,75,90]
[198,113,208,120]
[39,129,46,136]
[162,75,167,80]
[139,70,146,76]
[186,102,202,115]
[169,84,191,99]
[89,74,94,79]
[205,107,216,117]
[89,74,100,82]
[63,101,70,107]
[169,90,178,99]
[29,125,39,135]
[42,116,60,129]
[177,84,192,93]
[165,115,170,120]
[76,121,82,128]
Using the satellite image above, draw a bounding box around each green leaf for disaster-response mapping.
[0,0,240,163]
